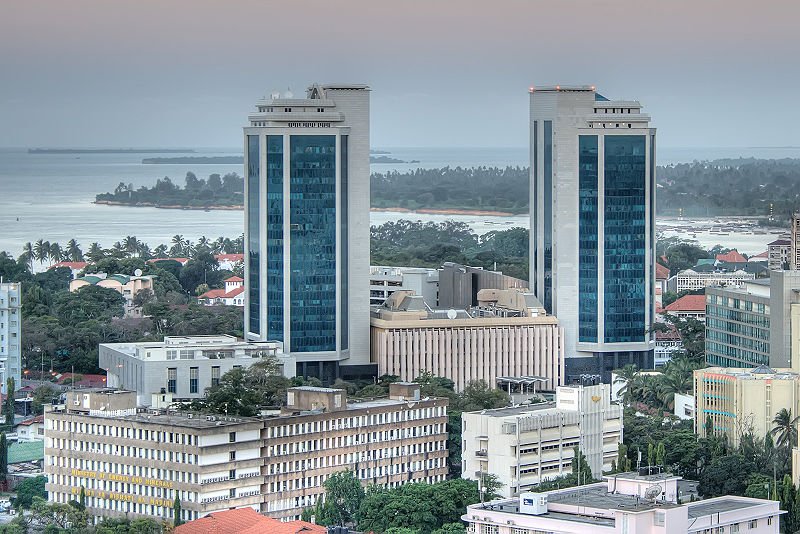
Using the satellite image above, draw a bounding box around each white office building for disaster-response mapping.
[0,282,22,393]
[529,86,656,381]
[99,336,295,406]
[244,83,371,383]
[462,384,621,497]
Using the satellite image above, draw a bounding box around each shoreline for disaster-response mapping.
[94,200,522,216]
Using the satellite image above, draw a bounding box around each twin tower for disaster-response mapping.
[244,83,656,383]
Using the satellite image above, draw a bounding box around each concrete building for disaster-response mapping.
[705,271,800,368]
[99,336,295,406]
[666,268,756,293]
[462,384,621,497]
[464,476,781,534]
[674,392,695,421]
[663,294,706,322]
[244,83,372,383]
[70,273,155,318]
[530,85,656,381]
[694,366,800,446]
[0,282,22,394]
[792,213,800,271]
[369,266,439,307]
[49,261,90,279]
[768,239,791,270]
[45,384,448,523]
[262,383,448,520]
[438,262,527,309]
[371,288,564,392]
[44,390,265,523]
[654,325,683,368]
[197,276,245,307]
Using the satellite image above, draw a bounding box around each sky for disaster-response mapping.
[1,0,799,149]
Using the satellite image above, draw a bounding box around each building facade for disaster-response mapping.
[462,384,621,497]
[706,271,800,368]
[45,390,265,523]
[371,289,565,391]
[529,86,656,381]
[694,366,800,446]
[369,266,439,307]
[0,282,22,394]
[262,383,448,520]
[438,262,528,310]
[666,268,755,293]
[99,336,295,406]
[198,276,244,307]
[768,239,791,270]
[244,83,371,383]
[464,478,781,534]
[663,294,706,322]
[70,273,155,318]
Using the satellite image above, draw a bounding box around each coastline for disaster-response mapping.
[94,200,520,216]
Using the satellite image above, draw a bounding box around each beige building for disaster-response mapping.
[462,384,622,498]
[262,383,448,520]
[70,273,155,318]
[694,366,800,446]
[45,390,264,524]
[371,288,565,392]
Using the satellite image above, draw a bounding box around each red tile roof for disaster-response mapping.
[55,373,107,387]
[655,262,670,280]
[18,415,45,426]
[174,508,325,534]
[215,254,244,262]
[716,250,747,263]
[655,324,682,342]
[49,261,89,270]
[199,286,244,300]
[752,251,769,259]
[225,276,244,282]
[147,257,190,264]
[664,294,706,312]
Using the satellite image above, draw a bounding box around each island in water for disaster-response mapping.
[29,148,194,154]
[141,155,418,164]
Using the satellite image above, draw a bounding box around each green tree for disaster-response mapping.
[655,442,666,466]
[316,470,364,527]
[432,524,466,534]
[697,455,754,498]
[79,486,85,508]
[4,377,15,430]
[191,357,287,416]
[173,496,183,527]
[770,408,799,448]
[12,475,47,509]
[0,433,7,483]
[31,384,59,415]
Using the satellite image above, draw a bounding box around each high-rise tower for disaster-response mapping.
[529,85,656,381]
[0,282,22,393]
[244,83,372,383]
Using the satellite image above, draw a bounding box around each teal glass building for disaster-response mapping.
[530,86,656,382]
[244,84,372,383]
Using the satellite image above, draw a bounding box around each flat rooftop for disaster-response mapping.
[50,407,260,429]
[547,485,679,513]
[606,471,681,483]
[686,498,765,519]
[477,402,557,418]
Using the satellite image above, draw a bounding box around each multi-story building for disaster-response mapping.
[529,85,656,381]
[44,390,265,523]
[768,239,791,270]
[44,384,448,524]
[791,213,800,270]
[371,288,564,391]
[244,83,372,384]
[197,276,244,307]
[100,335,295,406]
[70,273,155,318]
[0,282,22,393]
[262,383,448,520]
[464,476,781,533]
[663,294,707,322]
[369,266,439,307]
[654,325,683,368]
[462,384,621,497]
[694,366,800,446]
[705,270,800,368]
[667,268,756,294]
[437,262,527,309]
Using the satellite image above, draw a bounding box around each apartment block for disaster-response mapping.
[0,282,22,393]
[666,269,756,294]
[462,384,621,497]
[371,288,564,392]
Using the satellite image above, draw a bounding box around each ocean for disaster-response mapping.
[1,145,799,260]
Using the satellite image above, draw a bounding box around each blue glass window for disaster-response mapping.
[266,135,284,341]
[649,134,656,332]
[246,135,260,336]
[289,135,337,352]
[543,120,553,313]
[604,135,646,343]
[340,135,348,350]
[578,135,598,342]
[532,121,538,295]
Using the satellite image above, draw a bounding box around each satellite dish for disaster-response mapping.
[134,269,143,277]
[644,484,663,501]
[447,309,457,320]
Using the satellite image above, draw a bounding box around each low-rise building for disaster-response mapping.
[674,392,695,421]
[663,294,706,322]
[48,261,90,279]
[262,383,449,520]
[371,288,564,392]
[694,366,800,447]
[667,268,755,293]
[70,273,155,318]
[0,282,22,394]
[100,335,295,406]
[369,265,439,307]
[16,414,45,441]
[214,254,244,271]
[198,277,244,307]
[44,389,265,523]
[464,474,781,533]
[175,507,324,534]
[462,384,621,497]
[654,325,683,368]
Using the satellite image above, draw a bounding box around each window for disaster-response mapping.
[229,488,236,498]
[749,520,758,528]
[229,451,236,461]
[229,469,236,480]
[211,366,220,387]
[167,368,177,394]
[284,107,291,112]
[229,432,236,443]
[189,367,198,394]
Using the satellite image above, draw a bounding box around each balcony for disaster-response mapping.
[475,450,488,458]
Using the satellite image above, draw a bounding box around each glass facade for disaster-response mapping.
[543,121,553,313]
[266,135,284,341]
[532,121,538,295]
[578,135,598,342]
[649,134,656,332]
[604,135,646,343]
[705,292,770,367]
[289,135,337,352]
[340,135,348,350]
[246,135,260,335]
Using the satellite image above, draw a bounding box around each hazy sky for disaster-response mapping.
[1,0,799,149]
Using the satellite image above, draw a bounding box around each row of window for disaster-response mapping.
[266,406,446,437]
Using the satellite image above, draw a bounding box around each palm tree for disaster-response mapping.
[48,243,63,265]
[66,239,83,262]
[123,236,139,257]
[613,364,639,404]
[86,242,104,262]
[33,239,49,267]
[153,244,169,258]
[21,242,34,269]
[770,408,800,448]
[170,235,186,257]
[212,237,226,255]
